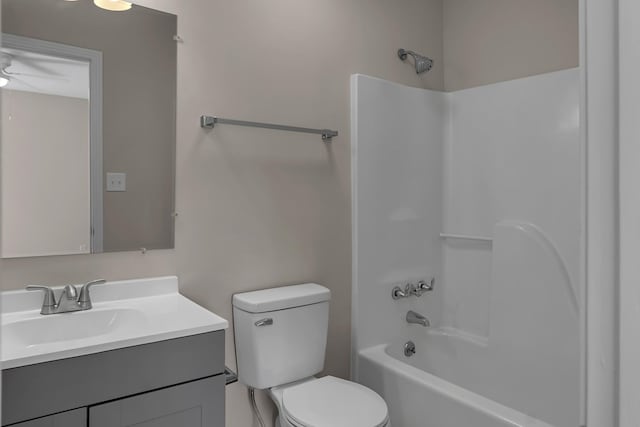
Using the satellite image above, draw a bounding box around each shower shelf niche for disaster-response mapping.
[439,233,493,242]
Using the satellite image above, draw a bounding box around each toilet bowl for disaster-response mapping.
[233,283,390,427]
[269,376,389,427]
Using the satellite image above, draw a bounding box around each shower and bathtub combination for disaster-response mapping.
[351,55,581,427]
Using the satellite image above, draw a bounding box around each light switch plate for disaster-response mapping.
[106,173,126,192]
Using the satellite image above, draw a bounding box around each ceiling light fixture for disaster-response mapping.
[0,75,9,88]
[93,0,132,11]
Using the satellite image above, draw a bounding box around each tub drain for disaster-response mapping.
[404,341,416,357]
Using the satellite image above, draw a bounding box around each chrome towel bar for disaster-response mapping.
[224,366,238,385]
[200,115,338,142]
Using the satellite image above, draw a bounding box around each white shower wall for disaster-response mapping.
[442,69,581,338]
[351,75,446,359]
[351,70,581,425]
[352,69,580,345]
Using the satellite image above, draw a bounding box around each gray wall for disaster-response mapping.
[443,0,579,91]
[1,91,90,257]
[2,0,176,252]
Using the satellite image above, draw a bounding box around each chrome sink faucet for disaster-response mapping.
[26,279,106,315]
[406,310,430,327]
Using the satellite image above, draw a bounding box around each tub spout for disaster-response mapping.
[406,310,430,327]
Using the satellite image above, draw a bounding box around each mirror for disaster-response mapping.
[1,0,177,258]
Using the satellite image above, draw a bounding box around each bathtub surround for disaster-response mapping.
[443,70,581,338]
[352,70,580,426]
[350,75,445,354]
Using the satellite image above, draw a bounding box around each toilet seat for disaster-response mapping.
[281,376,389,427]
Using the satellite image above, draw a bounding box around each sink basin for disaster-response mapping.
[1,276,228,369]
[3,308,148,348]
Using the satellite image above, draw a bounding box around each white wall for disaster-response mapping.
[1,90,90,257]
[618,1,639,425]
[583,0,618,424]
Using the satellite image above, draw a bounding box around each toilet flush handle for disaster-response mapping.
[254,318,273,327]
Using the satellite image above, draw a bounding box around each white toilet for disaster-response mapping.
[233,283,390,427]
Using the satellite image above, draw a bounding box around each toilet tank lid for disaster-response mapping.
[232,283,330,313]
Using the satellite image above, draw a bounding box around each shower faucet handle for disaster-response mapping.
[391,278,435,300]
[392,285,408,300]
[414,278,435,296]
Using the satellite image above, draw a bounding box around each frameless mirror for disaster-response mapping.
[1,0,177,258]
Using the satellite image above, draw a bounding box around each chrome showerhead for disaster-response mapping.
[398,48,434,74]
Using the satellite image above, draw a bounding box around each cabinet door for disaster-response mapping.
[10,408,86,427]
[89,376,224,427]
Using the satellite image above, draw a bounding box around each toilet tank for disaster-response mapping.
[233,283,330,390]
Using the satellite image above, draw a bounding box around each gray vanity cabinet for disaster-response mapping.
[89,376,224,427]
[3,332,225,427]
[9,409,86,427]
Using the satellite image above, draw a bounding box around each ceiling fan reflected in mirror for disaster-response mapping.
[0,52,71,90]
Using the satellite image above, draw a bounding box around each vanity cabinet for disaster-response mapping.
[2,332,225,427]
[90,376,224,427]
[9,409,86,427]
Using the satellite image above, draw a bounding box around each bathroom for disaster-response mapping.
[0,0,633,426]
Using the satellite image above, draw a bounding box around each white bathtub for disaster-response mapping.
[358,337,557,427]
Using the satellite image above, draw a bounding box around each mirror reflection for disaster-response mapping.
[1,0,177,258]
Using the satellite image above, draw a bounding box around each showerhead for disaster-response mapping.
[398,49,434,74]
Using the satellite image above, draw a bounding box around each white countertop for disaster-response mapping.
[1,276,228,369]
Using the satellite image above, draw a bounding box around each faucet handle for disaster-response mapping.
[84,279,107,288]
[26,285,57,314]
[77,279,107,309]
[392,285,408,300]
[416,278,435,294]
